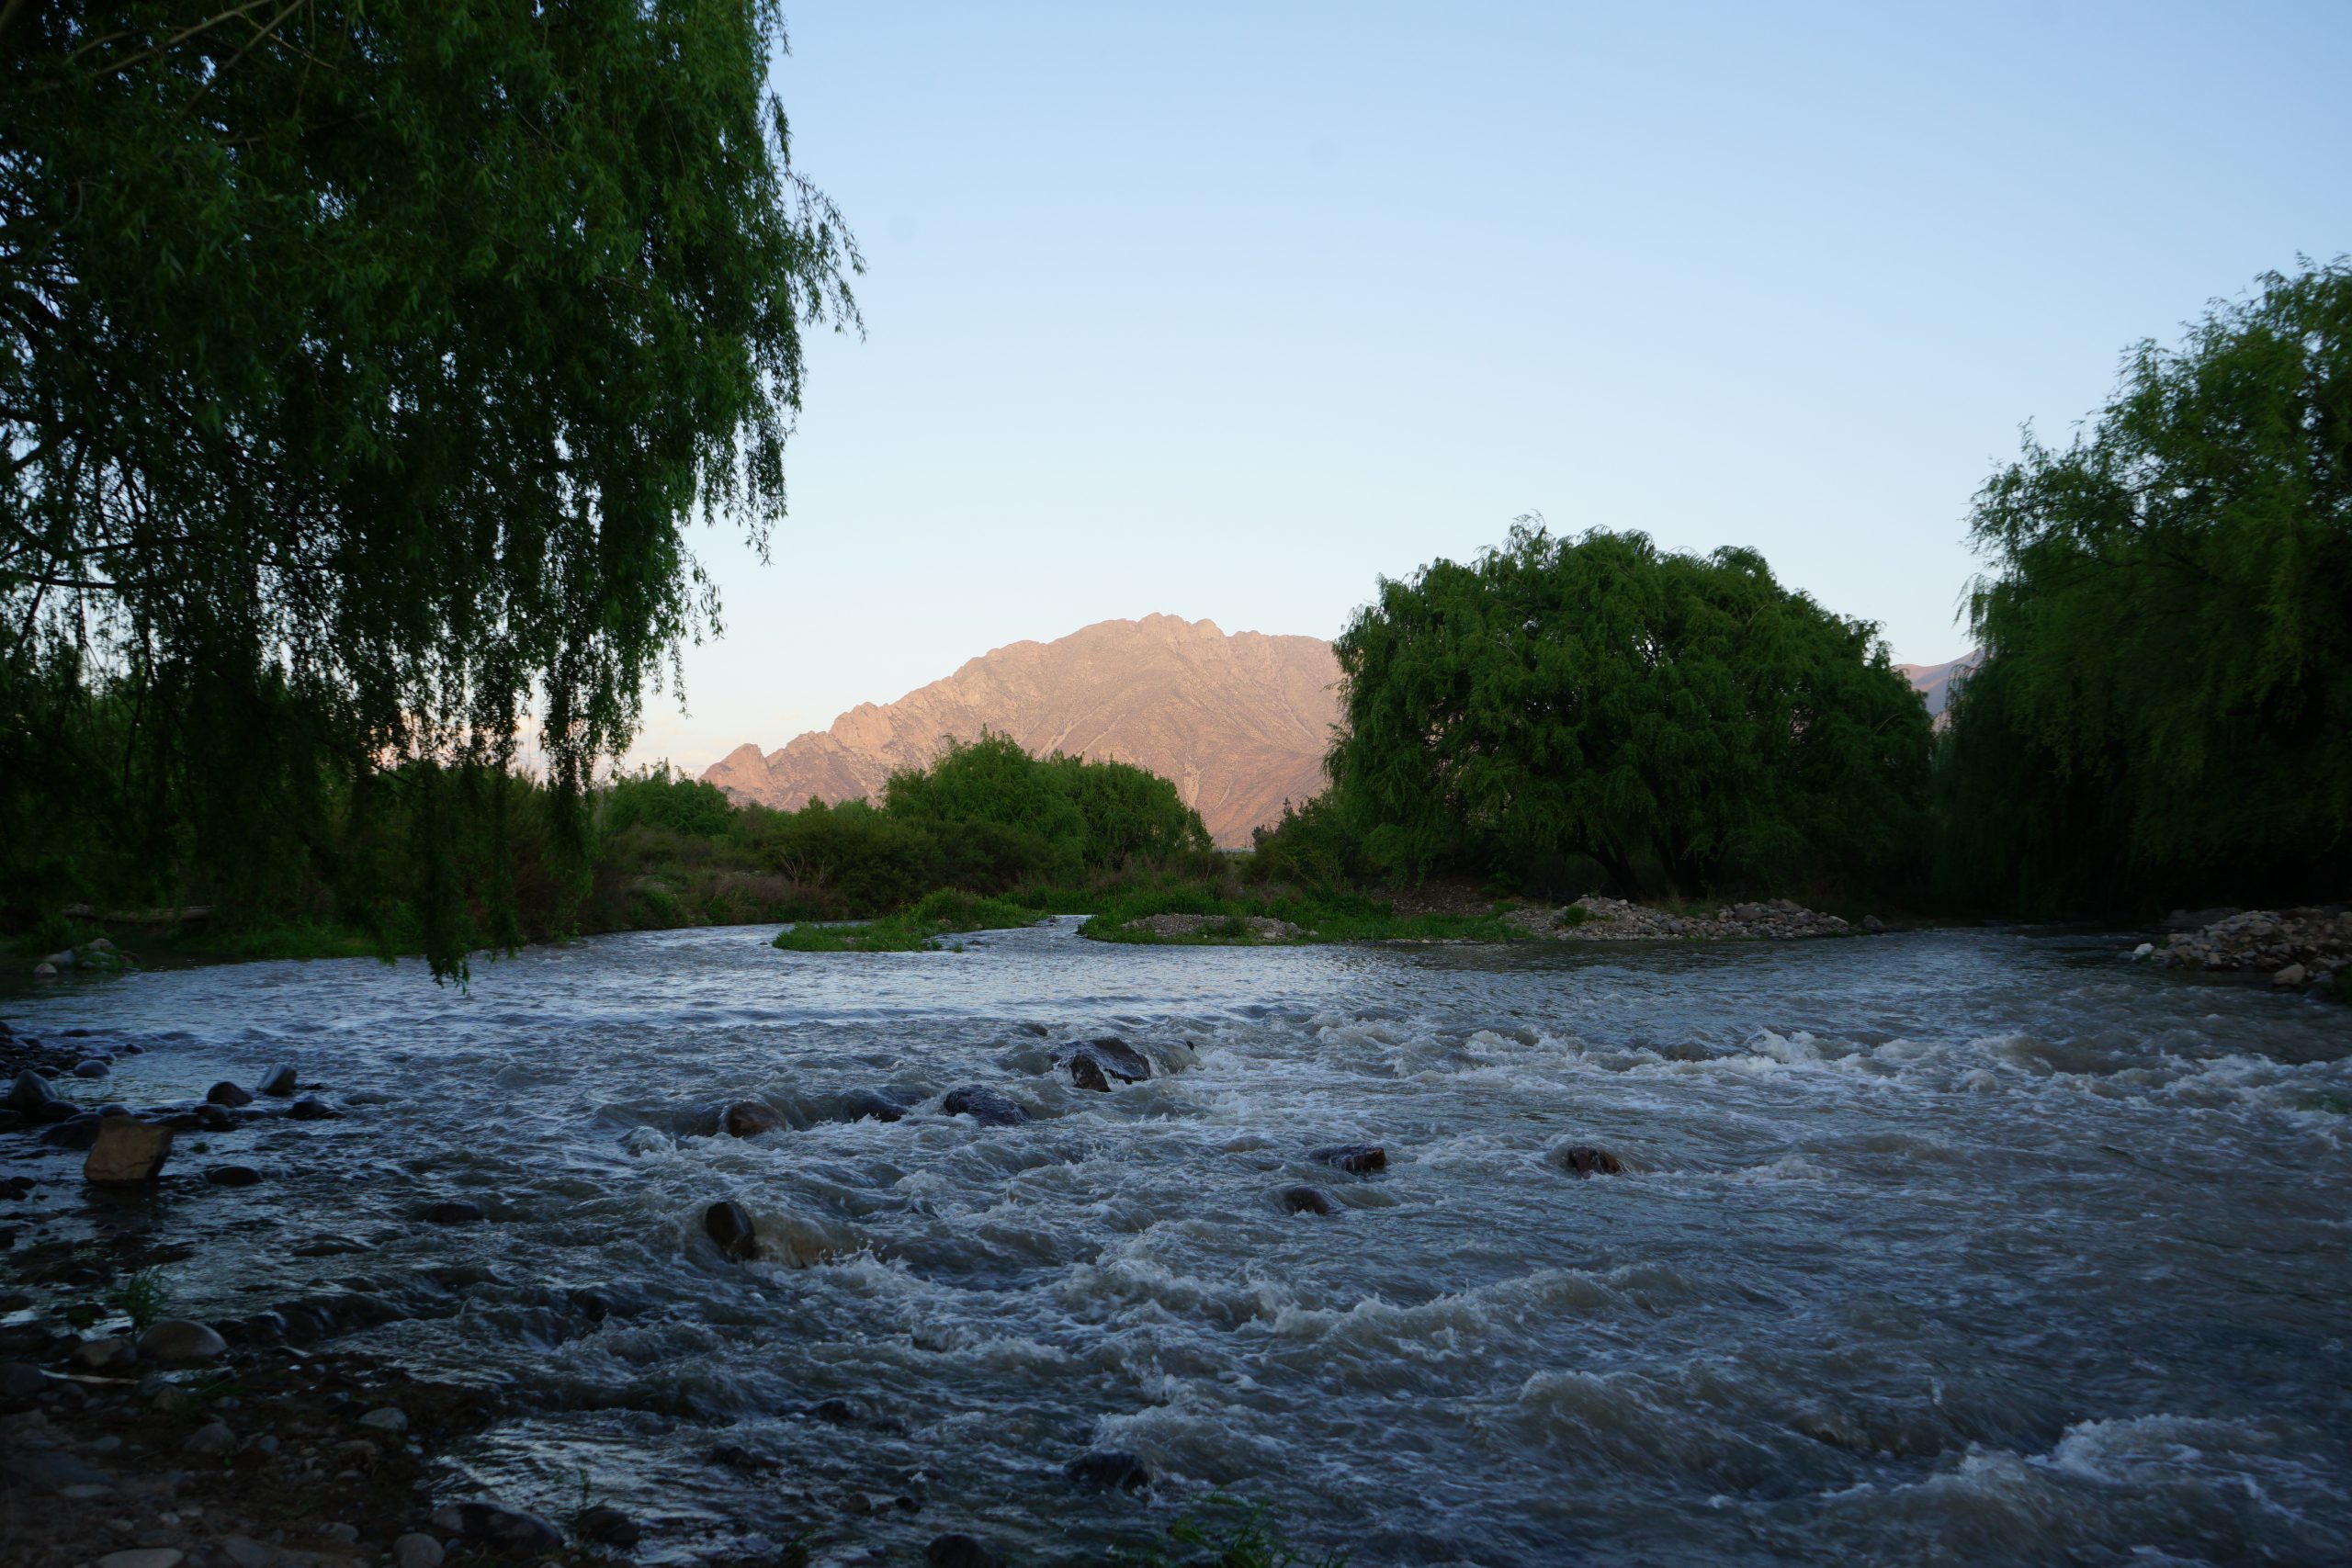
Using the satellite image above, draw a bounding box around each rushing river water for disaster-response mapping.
[6,923,2351,1566]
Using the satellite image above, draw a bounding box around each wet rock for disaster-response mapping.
[391,1533,444,1568]
[1066,1037,1153,1091]
[204,1081,255,1108]
[84,1117,173,1183]
[97,1551,185,1568]
[429,1503,564,1559]
[218,1537,277,1568]
[358,1404,408,1431]
[1310,1143,1386,1174]
[286,1096,341,1121]
[926,1534,1003,1568]
[257,1064,298,1096]
[182,1422,235,1458]
[1556,1145,1624,1177]
[704,1200,759,1260]
[708,1442,781,1474]
[1863,914,1888,933]
[42,1112,105,1150]
[138,1320,227,1363]
[2275,963,2309,987]
[1278,1185,1337,1215]
[6,1069,58,1113]
[2,1445,117,1493]
[1064,1449,1151,1492]
[0,1361,45,1398]
[70,1058,110,1078]
[71,1336,138,1372]
[723,1100,786,1138]
[811,1396,865,1425]
[940,1085,1032,1126]
[838,1089,909,1123]
[204,1165,264,1188]
[423,1200,485,1224]
[578,1505,641,1547]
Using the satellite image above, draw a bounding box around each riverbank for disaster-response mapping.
[2131,904,2352,999]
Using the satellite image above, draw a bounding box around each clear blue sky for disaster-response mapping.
[628,0,2352,773]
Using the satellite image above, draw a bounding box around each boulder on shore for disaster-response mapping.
[138,1320,227,1363]
[6,1069,57,1114]
[84,1116,173,1183]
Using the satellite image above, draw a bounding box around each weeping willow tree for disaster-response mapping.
[1328,523,1931,897]
[1937,263,2352,915]
[0,3,859,973]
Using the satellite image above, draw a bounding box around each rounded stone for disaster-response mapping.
[205,1081,255,1108]
[391,1535,444,1568]
[204,1165,264,1187]
[138,1320,228,1363]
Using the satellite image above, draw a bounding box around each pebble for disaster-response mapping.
[390,1534,444,1568]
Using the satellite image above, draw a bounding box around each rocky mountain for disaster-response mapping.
[1894,652,1981,723]
[706,624,1981,845]
[702,615,1343,847]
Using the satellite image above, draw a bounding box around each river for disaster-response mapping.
[5,921,2349,1566]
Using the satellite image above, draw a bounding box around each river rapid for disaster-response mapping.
[6,922,2350,1566]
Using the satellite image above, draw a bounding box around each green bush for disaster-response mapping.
[601,766,739,840]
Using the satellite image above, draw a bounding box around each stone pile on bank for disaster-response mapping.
[1504,895,1852,941]
[2133,905,2350,990]
[1119,912,1307,941]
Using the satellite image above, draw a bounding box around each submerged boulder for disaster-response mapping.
[704,1200,759,1260]
[1310,1144,1386,1175]
[287,1096,342,1121]
[837,1089,909,1123]
[1555,1145,1624,1177]
[424,1200,486,1224]
[203,1165,263,1188]
[1064,1449,1152,1492]
[84,1116,173,1183]
[941,1085,1032,1126]
[1278,1186,1337,1215]
[723,1100,786,1138]
[926,1535,1002,1568]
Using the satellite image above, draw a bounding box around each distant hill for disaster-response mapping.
[706,623,1978,844]
[702,615,1342,847]
[1894,652,1981,723]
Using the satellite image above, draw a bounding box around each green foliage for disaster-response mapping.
[108,1269,171,1336]
[1144,1495,1351,1568]
[1939,262,2352,914]
[770,888,1040,952]
[1075,885,1527,945]
[0,2,859,977]
[602,766,740,840]
[1328,522,1931,898]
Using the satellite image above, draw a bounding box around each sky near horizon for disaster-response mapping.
[625,0,2352,775]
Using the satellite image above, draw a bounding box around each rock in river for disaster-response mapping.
[926,1535,1002,1568]
[838,1089,909,1123]
[724,1100,786,1137]
[1065,1449,1152,1492]
[578,1505,642,1547]
[1311,1143,1386,1175]
[1066,1037,1153,1092]
[205,1081,254,1108]
[430,1503,564,1559]
[6,1069,57,1113]
[257,1064,298,1096]
[287,1096,342,1120]
[705,1199,759,1260]
[1556,1145,1624,1177]
[70,1058,109,1078]
[424,1200,486,1224]
[138,1320,227,1363]
[84,1116,173,1183]
[204,1165,263,1187]
[1279,1186,1337,1215]
[941,1085,1032,1126]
